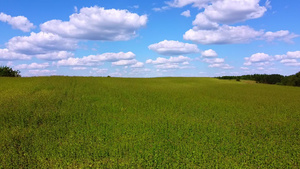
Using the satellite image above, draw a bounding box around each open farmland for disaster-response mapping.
[0,77,299,168]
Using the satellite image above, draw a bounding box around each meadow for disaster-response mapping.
[0,76,299,168]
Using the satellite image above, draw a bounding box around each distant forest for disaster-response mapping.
[216,71,300,87]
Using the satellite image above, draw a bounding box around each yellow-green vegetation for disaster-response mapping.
[0,77,299,168]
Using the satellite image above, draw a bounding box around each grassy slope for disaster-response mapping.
[0,77,299,168]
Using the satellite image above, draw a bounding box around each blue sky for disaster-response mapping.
[0,0,299,77]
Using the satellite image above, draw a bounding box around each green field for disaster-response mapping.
[0,77,299,168]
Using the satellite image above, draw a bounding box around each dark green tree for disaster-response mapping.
[0,66,21,77]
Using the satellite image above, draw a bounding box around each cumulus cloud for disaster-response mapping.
[146,55,192,70]
[146,55,191,64]
[7,32,77,55]
[202,0,267,24]
[14,62,49,69]
[264,30,299,43]
[0,32,76,61]
[180,0,297,45]
[71,67,87,70]
[201,54,232,69]
[57,52,135,66]
[274,51,300,67]
[166,0,212,9]
[90,68,108,75]
[287,51,300,59]
[201,49,218,57]
[243,52,299,67]
[184,25,263,44]
[28,69,56,76]
[240,67,249,70]
[246,53,272,63]
[244,53,273,66]
[35,51,74,60]
[131,62,144,68]
[184,25,298,45]
[0,48,31,60]
[40,6,147,41]
[112,59,138,66]
[148,40,199,55]
[280,59,297,63]
[193,13,219,30]
[0,12,35,32]
[208,63,233,69]
[181,10,191,17]
[203,58,224,63]
[169,0,266,23]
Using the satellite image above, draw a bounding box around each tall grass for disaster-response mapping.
[0,77,299,168]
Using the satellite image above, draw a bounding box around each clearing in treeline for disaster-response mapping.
[0,77,299,168]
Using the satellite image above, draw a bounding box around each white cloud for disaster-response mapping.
[245,51,300,68]
[131,62,144,68]
[152,6,170,12]
[155,63,181,69]
[193,13,219,30]
[7,32,77,55]
[28,69,56,76]
[146,55,191,64]
[40,6,147,41]
[112,59,137,66]
[0,48,31,60]
[182,0,297,45]
[14,62,49,69]
[243,53,276,67]
[57,52,135,66]
[209,63,233,69]
[287,51,300,59]
[274,54,286,60]
[74,6,78,13]
[257,67,264,70]
[71,67,87,70]
[147,55,192,70]
[166,0,212,9]
[90,68,108,75]
[265,0,272,9]
[284,62,300,67]
[185,25,298,45]
[240,67,249,70]
[202,0,267,24]
[264,30,299,43]
[280,59,297,63]
[203,58,224,63]
[275,51,300,67]
[246,53,272,63]
[184,25,263,44]
[35,51,74,60]
[201,49,218,57]
[0,12,35,32]
[148,40,199,55]
[181,10,191,17]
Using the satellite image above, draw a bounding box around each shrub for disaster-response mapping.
[0,66,21,77]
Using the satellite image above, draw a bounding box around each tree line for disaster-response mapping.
[0,66,21,77]
[216,71,300,87]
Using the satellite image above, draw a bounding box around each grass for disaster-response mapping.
[0,76,299,168]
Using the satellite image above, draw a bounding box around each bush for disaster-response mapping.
[0,66,21,77]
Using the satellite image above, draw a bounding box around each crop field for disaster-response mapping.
[0,77,299,168]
